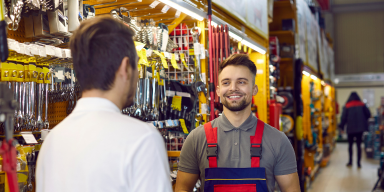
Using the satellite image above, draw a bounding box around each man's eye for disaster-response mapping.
[223,82,229,85]
[239,81,246,84]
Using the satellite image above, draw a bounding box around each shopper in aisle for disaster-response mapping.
[175,54,300,192]
[36,16,172,192]
[339,92,371,168]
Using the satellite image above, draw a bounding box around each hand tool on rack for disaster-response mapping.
[214,26,220,108]
[0,82,20,192]
[225,25,230,57]
[207,0,215,121]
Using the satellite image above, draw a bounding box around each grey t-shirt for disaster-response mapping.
[178,113,297,192]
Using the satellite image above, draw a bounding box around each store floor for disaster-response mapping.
[307,143,379,192]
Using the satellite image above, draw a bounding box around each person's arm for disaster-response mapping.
[275,173,300,192]
[338,106,348,132]
[175,171,199,192]
[130,131,172,192]
[364,105,371,120]
[175,129,200,192]
[273,132,299,191]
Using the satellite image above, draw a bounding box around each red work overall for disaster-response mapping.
[204,119,268,192]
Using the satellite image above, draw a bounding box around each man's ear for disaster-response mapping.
[216,85,220,97]
[253,84,258,96]
[117,57,132,81]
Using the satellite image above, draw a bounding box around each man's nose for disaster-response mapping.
[229,81,238,91]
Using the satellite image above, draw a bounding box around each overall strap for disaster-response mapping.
[204,122,218,168]
[250,119,265,168]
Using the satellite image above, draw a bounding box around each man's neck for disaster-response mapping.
[223,105,252,127]
[82,89,123,110]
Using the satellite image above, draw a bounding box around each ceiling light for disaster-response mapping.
[159,0,204,21]
[229,31,242,42]
[241,39,266,55]
[311,75,318,80]
[302,71,310,76]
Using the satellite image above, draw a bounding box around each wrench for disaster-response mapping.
[44,83,49,129]
[36,82,44,131]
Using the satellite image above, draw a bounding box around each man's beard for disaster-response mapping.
[123,80,137,109]
[221,93,251,112]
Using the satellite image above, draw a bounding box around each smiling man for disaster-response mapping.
[175,54,300,192]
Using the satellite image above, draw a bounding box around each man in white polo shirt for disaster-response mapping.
[36,16,172,192]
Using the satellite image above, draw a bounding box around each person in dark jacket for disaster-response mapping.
[339,92,371,168]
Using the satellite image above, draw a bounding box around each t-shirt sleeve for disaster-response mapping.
[274,132,297,176]
[130,131,172,192]
[178,129,200,174]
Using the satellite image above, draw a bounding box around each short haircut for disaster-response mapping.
[219,54,257,78]
[70,16,137,91]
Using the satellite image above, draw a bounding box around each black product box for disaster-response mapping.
[282,19,295,33]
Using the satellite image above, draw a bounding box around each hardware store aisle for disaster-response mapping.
[307,143,379,192]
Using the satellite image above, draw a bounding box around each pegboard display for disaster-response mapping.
[7,18,35,43]
[168,23,196,84]
[47,101,69,128]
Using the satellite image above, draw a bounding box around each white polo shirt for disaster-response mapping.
[36,97,172,192]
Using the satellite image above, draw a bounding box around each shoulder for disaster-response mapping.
[262,122,286,140]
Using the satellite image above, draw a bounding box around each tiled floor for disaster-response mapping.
[307,143,379,192]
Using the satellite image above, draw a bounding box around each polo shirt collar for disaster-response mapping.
[219,112,257,132]
[72,97,121,113]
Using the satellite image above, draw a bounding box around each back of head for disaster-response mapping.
[70,16,137,91]
[219,54,257,80]
[347,92,361,103]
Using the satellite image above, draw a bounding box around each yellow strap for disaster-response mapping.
[179,119,189,134]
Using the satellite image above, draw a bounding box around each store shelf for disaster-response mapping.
[168,151,181,157]
[270,30,294,37]
[280,58,293,63]
[320,155,331,167]
[274,0,297,14]
[315,151,323,163]
[311,164,320,180]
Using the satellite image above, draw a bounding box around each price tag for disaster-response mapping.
[20,132,38,144]
[54,48,62,58]
[161,5,170,13]
[166,90,175,97]
[31,45,39,55]
[146,49,153,57]
[149,0,160,8]
[65,49,71,58]
[158,121,164,128]
[171,54,179,69]
[175,10,182,18]
[201,103,208,114]
[179,119,189,134]
[194,43,201,55]
[180,53,188,69]
[153,50,168,69]
[39,46,47,57]
[45,45,55,56]
[62,49,67,58]
[171,95,182,111]
[175,53,179,61]
[18,44,25,55]
[173,120,179,126]
[24,45,31,56]
[200,44,206,59]
[165,119,174,127]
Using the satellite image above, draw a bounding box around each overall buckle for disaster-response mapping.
[206,143,218,158]
[250,144,262,158]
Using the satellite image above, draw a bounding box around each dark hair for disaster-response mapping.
[219,54,257,77]
[70,16,137,91]
[347,92,362,103]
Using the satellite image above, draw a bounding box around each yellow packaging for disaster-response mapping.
[36,66,44,84]
[43,65,50,84]
[8,59,17,82]
[16,59,24,82]
[24,59,30,82]
[0,62,10,82]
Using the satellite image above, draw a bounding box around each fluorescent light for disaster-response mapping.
[159,0,204,21]
[334,78,339,84]
[229,31,242,42]
[302,71,310,76]
[311,75,317,80]
[241,39,266,55]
